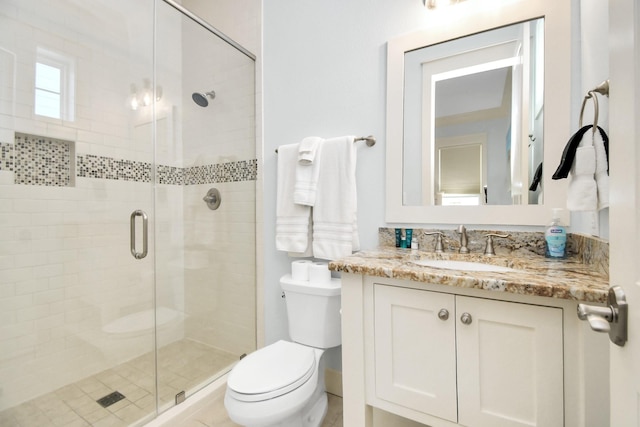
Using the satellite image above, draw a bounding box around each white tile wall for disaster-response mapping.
[0,178,157,411]
[182,181,256,356]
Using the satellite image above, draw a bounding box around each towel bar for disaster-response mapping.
[275,135,375,153]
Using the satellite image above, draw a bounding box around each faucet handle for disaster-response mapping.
[484,233,510,256]
[424,231,445,253]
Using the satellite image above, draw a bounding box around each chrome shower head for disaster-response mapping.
[192,90,216,107]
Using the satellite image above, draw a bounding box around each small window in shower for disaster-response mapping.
[34,47,75,121]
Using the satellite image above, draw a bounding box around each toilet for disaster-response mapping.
[224,274,341,427]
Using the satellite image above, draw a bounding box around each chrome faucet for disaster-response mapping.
[457,225,469,254]
[424,231,445,253]
[484,233,510,256]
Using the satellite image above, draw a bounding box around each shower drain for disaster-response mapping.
[96,391,126,408]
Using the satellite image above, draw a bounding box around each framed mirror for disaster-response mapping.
[386,0,570,225]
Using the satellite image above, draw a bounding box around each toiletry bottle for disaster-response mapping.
[545,208,567,259]
[406,229,413,248]
[400,233,407,249]
[395,229,402,247]
[411,238,419,252]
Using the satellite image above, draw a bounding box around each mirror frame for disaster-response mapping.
[385,0,570,225]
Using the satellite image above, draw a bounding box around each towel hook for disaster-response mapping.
[579,80,609,134]
[579,91,600,132]
[592,79,610,97]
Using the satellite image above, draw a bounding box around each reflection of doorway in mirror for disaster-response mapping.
[434,134,486,206]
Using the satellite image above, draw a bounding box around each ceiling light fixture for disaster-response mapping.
[423,0,466,9]
[128,79,162,111]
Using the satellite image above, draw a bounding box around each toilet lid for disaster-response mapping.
[227,340,316,401]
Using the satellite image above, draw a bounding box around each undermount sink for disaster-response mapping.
[410,259,518,273]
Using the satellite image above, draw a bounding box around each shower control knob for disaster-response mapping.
[438,309,449,321]
[203,188,221,210]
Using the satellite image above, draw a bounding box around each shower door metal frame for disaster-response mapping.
[161,0,256,61]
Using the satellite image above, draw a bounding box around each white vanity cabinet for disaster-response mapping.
[341,273,603,427]
[373,284,563,427]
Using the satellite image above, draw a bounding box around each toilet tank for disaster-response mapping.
[280,275,341,349]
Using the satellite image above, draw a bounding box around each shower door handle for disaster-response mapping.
[130,210,148,259]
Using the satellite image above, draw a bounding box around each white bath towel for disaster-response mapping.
[593,128,609,210]
[298,136,323,165]
[567,145,598,211]
[312,136,359,260]
[293,137,324,206]
[276,143,313,256]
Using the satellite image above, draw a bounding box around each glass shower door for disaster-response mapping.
[0,1,160,425]
[0,0,257,424]
[153,1,257,411]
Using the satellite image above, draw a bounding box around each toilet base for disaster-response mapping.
[225,389,327,427]
[301,389,328,427]
[273,390,327,427]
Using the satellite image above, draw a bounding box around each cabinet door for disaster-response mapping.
[456,296,564,427]
[374,284,457,422]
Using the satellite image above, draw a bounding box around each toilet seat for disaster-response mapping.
[227,341,316,402]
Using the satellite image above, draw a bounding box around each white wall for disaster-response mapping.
[263,0,433,369]
[570,0,610,238]
[263,0,610,372]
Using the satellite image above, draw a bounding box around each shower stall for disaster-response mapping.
[0,0,256,425]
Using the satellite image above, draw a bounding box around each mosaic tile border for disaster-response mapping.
[0,142,13,171]
[14,133,71,186]
[3,134,257,186]
[77,154,152,182]
[157,165,184,185]
[185,159,258,185]
[74,155,256,185]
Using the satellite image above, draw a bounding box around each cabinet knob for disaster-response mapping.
[438,309,449,321]
[460,312,473,325]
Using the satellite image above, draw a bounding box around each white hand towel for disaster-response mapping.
[593,128,609,210]
[567,145,597,211]
[276,143,313,256]
[298,136,323,165]
[294,137,324,206]
[312,136,359,260]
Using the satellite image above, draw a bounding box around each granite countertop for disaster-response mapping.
[328,247,609,303]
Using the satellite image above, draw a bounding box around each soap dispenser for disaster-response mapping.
[545,208,567,259]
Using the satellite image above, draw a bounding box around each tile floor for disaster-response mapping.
[0,339,237,427]
[174,392,344,427]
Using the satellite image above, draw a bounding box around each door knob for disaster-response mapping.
[577,304,613,333]
[438,309,449,321]
[577,286,627,346]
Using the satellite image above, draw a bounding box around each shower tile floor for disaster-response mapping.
[0,339,238,427]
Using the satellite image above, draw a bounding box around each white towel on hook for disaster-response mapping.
[276,143,313,256]
[294,137,324,206]
[567,131,598,211]
[312,136,359,260]
[593,127,609,210]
